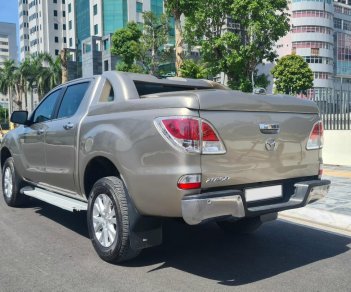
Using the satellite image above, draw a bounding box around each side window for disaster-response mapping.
[99,80,115,102]
[32,89,62,123]
[57,82,90,119]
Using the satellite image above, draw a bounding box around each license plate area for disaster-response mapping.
[245,185,283,202]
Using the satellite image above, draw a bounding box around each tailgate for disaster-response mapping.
[200,110,321,189]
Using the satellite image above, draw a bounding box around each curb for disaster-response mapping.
[280,207,351,235]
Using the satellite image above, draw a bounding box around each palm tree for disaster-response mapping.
[36,53,62,100]
[27,54,42,111]
[0,59,20,115]
[0,53,63,116]
[60,49,68,84]
[18,57,32,110]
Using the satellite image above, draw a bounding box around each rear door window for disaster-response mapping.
[57,82,90,119]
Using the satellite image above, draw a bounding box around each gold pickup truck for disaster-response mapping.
[1,71,330,263]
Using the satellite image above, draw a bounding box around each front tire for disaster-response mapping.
[217,217,262,234]
[87,176,140,263]
[2,157,27,207]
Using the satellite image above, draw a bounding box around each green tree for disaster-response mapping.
[37,53,62,100]
[0,105,9,129]
[164,0,197,76]
[18,57,33,110]
[111,22,143,72]
[184,0,290,92]
[271,54,314,95]
[0,59,22,111]
[141,11,169,75]
[179,59,208,79]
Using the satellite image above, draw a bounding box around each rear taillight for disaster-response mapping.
[154,116,226,154]
[201,121,226,154]
[307,120,324,150]
[177,174,201,189]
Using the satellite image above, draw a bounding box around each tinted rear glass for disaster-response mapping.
[134,81,210,97]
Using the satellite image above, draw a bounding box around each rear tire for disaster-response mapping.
[2,157,27,207]
[217,217,262,234]
[87,176,140,263]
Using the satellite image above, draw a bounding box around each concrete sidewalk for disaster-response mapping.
[280,164,351,233]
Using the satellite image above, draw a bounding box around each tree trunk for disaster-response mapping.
[61,49,68,83]
[31,88,34,113]
[174,11,184,77]
[24,82,28,111]
[8,87,13,129]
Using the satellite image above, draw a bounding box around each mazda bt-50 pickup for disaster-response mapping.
[1,71,330,263]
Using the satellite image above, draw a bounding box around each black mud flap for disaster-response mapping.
[126,195,163,250]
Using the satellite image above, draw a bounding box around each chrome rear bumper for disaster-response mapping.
[182,179,330,225]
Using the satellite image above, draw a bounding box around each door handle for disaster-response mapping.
[63,122,74,130]
[37,129,44,135]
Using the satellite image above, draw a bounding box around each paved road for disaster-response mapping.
[1,194,351,291]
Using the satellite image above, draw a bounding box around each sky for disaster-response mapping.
[0,0,20,60]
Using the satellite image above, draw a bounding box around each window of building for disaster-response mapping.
[55,49,59,55]
[57,83,90,119]
[54,10,57,16]
[293,10,332,19]
[313,72,331,80]
[55,36,59,43]
[94,24,98,35]
[68,3,71,13]
[83,43,91,53]
[311,48,319,56]
[63,37,66,43]
[63,11,66,17]
[93,4,98,15]
[335,6,343,14]
[343,19,351,31]
[53,0,57,3]
[62,0,65,4]
[69,20,72,30]
[292,41,333,50]
[292,25,332,34]
[103,39,110,50]
[63,24,66,30]
[136,2,143,13]
[54,23,58,30]
[69,38,72,47]
[334,18,342,29]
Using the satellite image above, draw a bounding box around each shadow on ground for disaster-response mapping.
[29,198,351,286]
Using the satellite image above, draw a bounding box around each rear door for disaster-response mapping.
[43,82,90,196]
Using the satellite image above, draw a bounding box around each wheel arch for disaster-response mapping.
[83,155,121,199]
[1,147,12,169]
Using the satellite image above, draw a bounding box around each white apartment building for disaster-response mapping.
[19,0,67,60]
[0,22,17,110]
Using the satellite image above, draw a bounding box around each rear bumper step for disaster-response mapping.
[181,179,330,225]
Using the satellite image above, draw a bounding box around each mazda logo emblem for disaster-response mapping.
[265,138,277,151]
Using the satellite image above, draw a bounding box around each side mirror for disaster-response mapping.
[10,111,28,125]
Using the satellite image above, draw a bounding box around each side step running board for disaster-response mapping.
[22,187,88,212]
